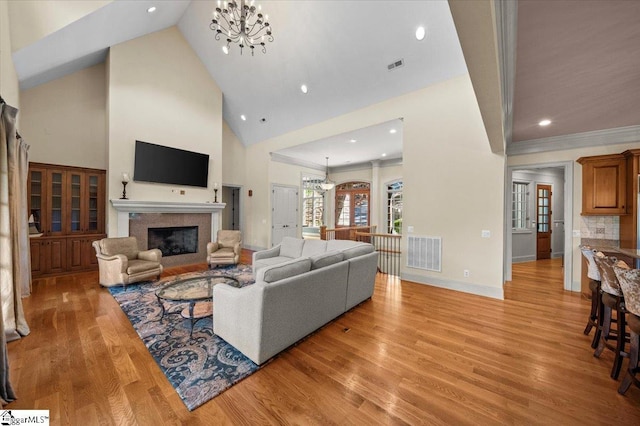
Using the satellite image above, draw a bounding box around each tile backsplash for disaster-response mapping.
[580,216,619,240]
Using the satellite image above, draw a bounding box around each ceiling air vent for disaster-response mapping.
[387,59,404,71]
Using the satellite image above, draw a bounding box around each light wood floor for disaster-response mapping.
[7,254,640,424]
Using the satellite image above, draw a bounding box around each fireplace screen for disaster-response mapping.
[148,226,198,257]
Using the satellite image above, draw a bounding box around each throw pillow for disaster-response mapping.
[341,243,375,260]
[260,258,312,283]
[279,237,305,258]
[310,250,344,270]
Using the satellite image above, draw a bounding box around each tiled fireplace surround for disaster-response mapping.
[110,200,225,267]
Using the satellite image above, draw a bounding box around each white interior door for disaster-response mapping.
[272,185,299,246]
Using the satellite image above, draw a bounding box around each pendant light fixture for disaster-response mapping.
[319,157,335,191]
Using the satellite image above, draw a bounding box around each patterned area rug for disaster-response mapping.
[108,264,258,411]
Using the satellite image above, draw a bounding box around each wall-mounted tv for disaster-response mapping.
[134,140,209,188]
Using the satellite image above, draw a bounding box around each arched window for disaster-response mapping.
[335,182,370,227]
[387,180,403,234]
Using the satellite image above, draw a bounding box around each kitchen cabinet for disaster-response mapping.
[28,162,106,276]
[619,149,640,249]
[577,154,626,215]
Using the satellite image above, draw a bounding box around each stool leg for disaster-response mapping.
[611,307,627,380]
[595,304,612,358]
[591,291,604,349]
[584,284,599,335]
[619,330,639,395]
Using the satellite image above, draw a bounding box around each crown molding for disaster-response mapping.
[507,125,640,156]
[494,0,517,147]
[331,157,403,174]
[269,153,326,171]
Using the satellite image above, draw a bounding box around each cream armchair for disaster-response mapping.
[92,236,163,287]
[207,230,242,268]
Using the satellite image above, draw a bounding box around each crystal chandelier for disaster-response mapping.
[210,0,274,56]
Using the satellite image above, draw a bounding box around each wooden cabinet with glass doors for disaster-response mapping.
[28,162,106,276]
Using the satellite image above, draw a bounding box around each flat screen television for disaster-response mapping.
[134,140,209,188]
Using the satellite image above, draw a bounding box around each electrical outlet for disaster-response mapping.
[572,230,581,237]
[481,230,491,238]
[407,226,414,233]
[463,269,470,278]
[596,228,605,234]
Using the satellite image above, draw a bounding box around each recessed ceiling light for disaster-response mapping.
[240,114,246,121]
[389,129,397,134]
[415,26,426,41]
[222,46,229,55]
[147,6,157,13]
[539,119,552,126]
[381,153,387,157]
[349,139,357,143]
[300,84,308,94]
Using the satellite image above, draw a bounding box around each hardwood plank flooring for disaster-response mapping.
[7,254,640,424]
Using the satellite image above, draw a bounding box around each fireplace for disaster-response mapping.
[148,226,198,257]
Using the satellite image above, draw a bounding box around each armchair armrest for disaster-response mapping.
[138,248,162,263]
[233,242,242,256]
[95,253,128,273]
[207,242,219,255]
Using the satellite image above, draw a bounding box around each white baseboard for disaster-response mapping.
[401,272,504,300]
[551,252,564,259]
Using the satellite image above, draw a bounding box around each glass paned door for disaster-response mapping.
[536,184,552,260]
[70,173,82,232]
[87,174,99,232]
[48,170,64,234]
[29,169,44,233]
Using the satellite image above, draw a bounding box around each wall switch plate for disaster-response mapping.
[481,230,490,238]
[407,226,414,233]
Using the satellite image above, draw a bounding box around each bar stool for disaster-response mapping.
[613,265,640,395]
[580,245,601,345]
[593,254,629,380]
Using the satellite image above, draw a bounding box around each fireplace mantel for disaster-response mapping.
[111,199,225,213]
[110,200,226,238]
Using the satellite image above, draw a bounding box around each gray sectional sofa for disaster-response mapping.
[213,237,378,365]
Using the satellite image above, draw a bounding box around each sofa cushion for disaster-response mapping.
[100,237,139,260]
[342,243,375,260]
[310,250,344,270]
[301,240,328,257]
[259,258,312,283]
[326,239,364,252]
[279,237,305,258]
[127,259,160,274]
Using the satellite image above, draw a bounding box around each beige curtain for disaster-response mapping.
[0,101,20,404]
[1,102,30,343]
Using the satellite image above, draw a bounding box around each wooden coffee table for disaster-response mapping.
[155,275,240,338]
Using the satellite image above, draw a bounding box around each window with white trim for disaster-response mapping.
[302,176,325,227]
[387,180,403,234]
[512,181,529,230]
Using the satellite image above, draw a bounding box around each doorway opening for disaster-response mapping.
[505,162,574,292]
[222,185,241,231]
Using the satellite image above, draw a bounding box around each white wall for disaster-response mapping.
[245,75,505,298]
[20,63,107,169]
[222,120,245,189]
[0,0,19,109]
[508,141,640,290]
[7,0,111,52]
[107,27,223,236]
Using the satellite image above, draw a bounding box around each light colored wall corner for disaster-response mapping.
[20,63,107,169]
[7,0,111,52]
[0,0,20,110]
[245,74,505,291]
[508,142,640,292]
[222,120,246,188]
[107,26,223,237]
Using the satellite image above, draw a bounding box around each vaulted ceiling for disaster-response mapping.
[8,1,640,166]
